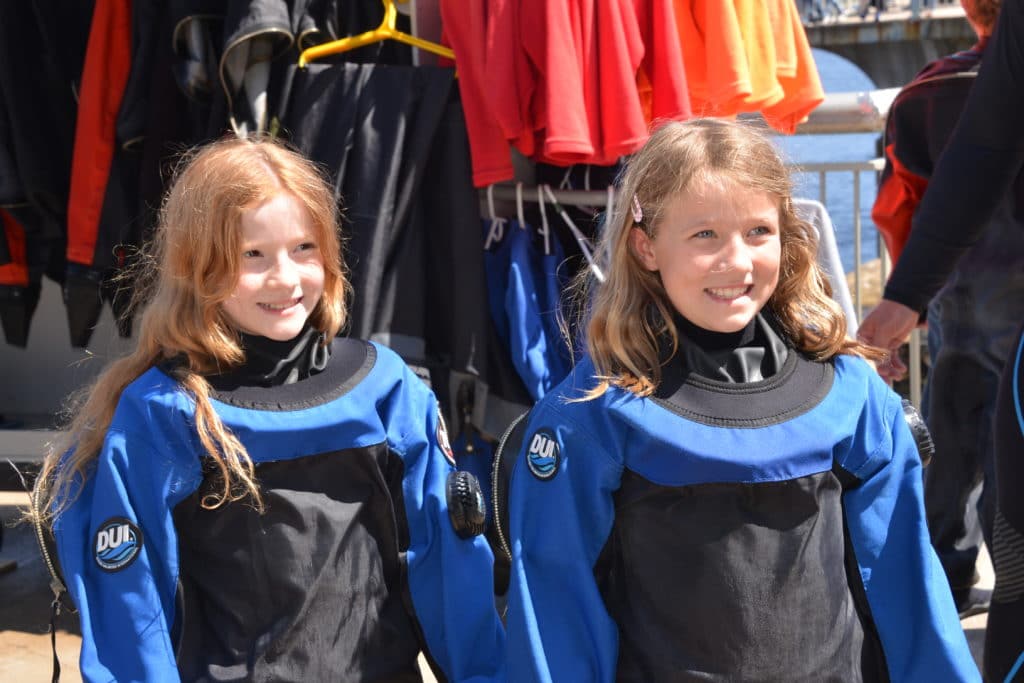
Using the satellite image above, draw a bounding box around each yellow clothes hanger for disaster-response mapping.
[298,0,454,67]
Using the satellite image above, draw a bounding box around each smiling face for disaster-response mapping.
[629,176,781,333]
[220,192,325,341]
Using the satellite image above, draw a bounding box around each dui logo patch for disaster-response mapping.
[94,517,143,572]
[526,429,560,480]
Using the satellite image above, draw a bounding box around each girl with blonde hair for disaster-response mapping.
[498,118,977,682]
[33,136,503,682]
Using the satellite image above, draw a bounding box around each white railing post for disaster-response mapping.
[909,329,923,408]
[853,169,863,322]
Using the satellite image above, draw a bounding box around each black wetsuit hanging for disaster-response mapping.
[0,1,92,346]
[282,60,492,433]
[64,0,229,348]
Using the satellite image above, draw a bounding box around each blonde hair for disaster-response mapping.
[576,118,884,399]
[33,136,350,523]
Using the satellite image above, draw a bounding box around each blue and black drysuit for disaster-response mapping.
[51,337,504,682]
[499,314,977,682]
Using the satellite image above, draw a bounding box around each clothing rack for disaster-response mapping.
[481,183,609,281]
[485,183,615,208]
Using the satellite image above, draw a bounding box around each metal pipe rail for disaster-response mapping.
[792,158,924,409]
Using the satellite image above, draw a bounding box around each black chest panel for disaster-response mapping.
[597,469,887,683]
[172,444,423,683]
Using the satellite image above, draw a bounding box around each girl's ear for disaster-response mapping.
[629,227,659,272]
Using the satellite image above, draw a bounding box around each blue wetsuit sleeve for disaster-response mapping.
[504,229,571,400]
[55,430,186,683]
[394,381,506,682]
[505,410,622,683]
[842,392,981,682]
[505,248,552,402]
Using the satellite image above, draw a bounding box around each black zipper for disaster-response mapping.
[490,411,530,564]
[31,489,68,610]
[30,488,70,683]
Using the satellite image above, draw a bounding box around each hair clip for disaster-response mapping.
[631,195,644,224]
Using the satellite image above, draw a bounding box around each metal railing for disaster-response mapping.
[792,158,887,323]
[786,87,927,408]
[790,157,924,409]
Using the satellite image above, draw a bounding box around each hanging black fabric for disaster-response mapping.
[63,0,223,348]
[0,1,93,346]
[281,61,496,429]
[0,1,91,242]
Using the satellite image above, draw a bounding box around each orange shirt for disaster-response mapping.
[672,0,822,131]
[633,0,692,133]
[734,0,785,112]
[761,0,824,134]
[675,0,751,118]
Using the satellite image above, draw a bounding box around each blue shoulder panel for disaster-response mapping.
[840,362,980,681]
[55,368,202,682]
[370,343,506,682]
[505,371,624,682]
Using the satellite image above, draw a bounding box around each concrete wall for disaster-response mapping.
[806,7,977,88]
[823,37,977,88]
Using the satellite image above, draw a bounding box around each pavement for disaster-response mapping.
[0,489,989,681]
[0,491,83,683]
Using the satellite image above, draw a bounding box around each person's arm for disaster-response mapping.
[840,381,980,682]
[54,429,193,682]
[860,0,1024,350]
[504,406,622,683]
[389,362,506,682]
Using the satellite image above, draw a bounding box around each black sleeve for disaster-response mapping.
[883,0,1024,312]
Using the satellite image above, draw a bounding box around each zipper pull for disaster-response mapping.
[49,578,66,614]
[48,592,63,682]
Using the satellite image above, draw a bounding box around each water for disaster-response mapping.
[774,49,883,271]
